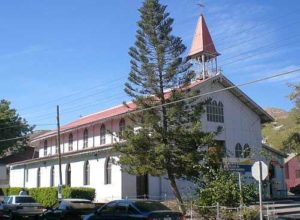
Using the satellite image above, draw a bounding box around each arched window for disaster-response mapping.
[218,102,224,122]
[206,100,224,123]
[65,164,71,186]
[235,143,243,158]
[37,168,41,188]
[104,157,112,185]
[50,166,55,187]
[83,129,88,149]
[55,139,58,155]
[25,167,28,182]
[119,118,126,137]
[100,124,106,145]
[43,140,48,156]
[68,133,73,151]
[83,161,90,185]
[243,144,251,158]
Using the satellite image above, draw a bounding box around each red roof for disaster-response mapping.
[35,102,137,140]
[33,75,273,142]
[33,79,207,141]
[188,15,219,59]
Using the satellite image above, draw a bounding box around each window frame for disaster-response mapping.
[37,168,41,188]
[235,143,243,158]
[50,166,55,187]
[119,119,126,137]
[83,128,88,149]
[104,157,112,185]
[83,161,90,186]
[43,140,48,156]
[100,124,106,145]
[68,133,73,151]
[243,144,251,158]
[65,164,71,186]
[206,100,224,123]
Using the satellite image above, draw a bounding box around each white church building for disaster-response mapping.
[8,14,286,202]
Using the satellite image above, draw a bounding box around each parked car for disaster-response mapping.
[41,198,96,220]
[83,199,185,220]
[0,201,4,220]
[2,195,44,219]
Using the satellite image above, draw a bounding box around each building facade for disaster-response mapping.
[284,154,300,191]
[8,14,286,201]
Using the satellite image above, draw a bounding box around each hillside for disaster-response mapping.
[262,108,300,150]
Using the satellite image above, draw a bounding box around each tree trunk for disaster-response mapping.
[167,170,186,215]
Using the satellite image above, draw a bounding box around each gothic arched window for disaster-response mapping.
[235,143,243,158]
[104,157,112,185]
[50,166,55,187]
[83,161,90,185]
[83,129,88,149]
[206,100,224,123]
[243,144,251,158]
[37,168,41,188]
[66,164,71,186]
[68,133,73,151]
[119,118,126,138]
[44,140,48,156]
[100,124,106,145]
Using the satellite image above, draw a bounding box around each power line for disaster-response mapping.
[0,136,29,143]
[126,68,300,116]
[0,124,55,131]
[16,13,300,117]
[0,67,296,142]
[4,16,299,124]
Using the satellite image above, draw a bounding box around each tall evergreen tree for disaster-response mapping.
[115,0,216,213]
[0,99,33,155]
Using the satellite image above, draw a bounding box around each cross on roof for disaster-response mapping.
[197,1,205,15]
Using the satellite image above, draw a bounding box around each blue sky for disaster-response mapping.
[1,0,300,130]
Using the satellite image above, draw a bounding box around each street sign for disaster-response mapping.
[251,161,268,220]
[251,161,268,181]
[223,158,254,173]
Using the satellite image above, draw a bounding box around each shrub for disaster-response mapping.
[29,187,57,208]
[196,170,258,208]
[1,187,24,196]
[0,187,95,208]
[62,187,95,201]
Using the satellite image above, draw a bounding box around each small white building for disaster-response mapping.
[8,14,286,201]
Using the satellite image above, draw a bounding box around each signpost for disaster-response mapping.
[251,161,268,220]
[57,184,62,200]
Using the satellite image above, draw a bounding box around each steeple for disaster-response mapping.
[188,14,220,79]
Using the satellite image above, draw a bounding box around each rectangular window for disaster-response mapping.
[296,170,300,179]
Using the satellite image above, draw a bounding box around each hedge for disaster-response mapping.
[0,186,95,208]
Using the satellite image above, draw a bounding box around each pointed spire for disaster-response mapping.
[188,14,220,60]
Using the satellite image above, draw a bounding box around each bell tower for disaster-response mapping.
[188,13,220,80]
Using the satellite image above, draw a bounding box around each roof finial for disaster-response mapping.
[197,0,205,15]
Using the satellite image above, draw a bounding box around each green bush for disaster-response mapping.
[196,170,258,207]
[1,187,24,196]
[62,187,95,201]
[0,187,95,208]
[29,187,57,208]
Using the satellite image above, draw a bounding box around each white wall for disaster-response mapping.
[10,153,123,202]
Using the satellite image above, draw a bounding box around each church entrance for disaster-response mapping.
[136,174,148,198]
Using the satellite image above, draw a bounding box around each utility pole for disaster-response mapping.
[57,105,63,186]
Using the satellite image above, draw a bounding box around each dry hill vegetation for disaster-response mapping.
[262,107,300,150]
